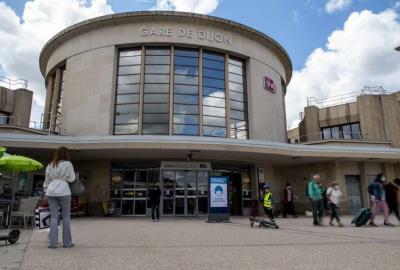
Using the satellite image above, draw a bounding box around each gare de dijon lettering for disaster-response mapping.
[140,27,232,45]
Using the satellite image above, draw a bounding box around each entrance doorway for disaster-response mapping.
[161,170,209,216]
[345,175,363,214]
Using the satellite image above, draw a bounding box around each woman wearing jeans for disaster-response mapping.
[43,147,76,249]
[327,182,344,227]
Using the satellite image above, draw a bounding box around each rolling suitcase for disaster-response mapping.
[351,208,371,227]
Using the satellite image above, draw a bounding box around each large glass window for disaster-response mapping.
[114,49,142,135]
[173,48,199,136]
[228,57,248,139]
[202,51,226,137]
[143,48,170,135]
[321,122,362,140]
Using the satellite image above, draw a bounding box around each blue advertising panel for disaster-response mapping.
[208,176,229,222]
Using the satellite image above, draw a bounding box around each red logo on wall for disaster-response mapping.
[263,76,276,93]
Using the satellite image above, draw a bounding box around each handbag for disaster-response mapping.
[69,178,85,196]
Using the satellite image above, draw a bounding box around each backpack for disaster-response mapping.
[368,183,375,195]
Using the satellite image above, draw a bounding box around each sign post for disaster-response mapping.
[208,176,230,222]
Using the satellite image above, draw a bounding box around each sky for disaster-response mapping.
[0,0,400,129]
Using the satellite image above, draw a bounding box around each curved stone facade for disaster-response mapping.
[39,11,292,142]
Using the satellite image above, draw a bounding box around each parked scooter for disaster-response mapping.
[0,229,20,245]
[249,216,279,229]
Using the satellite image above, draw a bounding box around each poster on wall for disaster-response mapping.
[208,176,229,222]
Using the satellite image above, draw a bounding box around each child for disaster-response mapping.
[263,184,274,221]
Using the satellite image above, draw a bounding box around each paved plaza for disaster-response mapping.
[1,216,399,270]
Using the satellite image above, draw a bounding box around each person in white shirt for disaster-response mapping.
[43,147,76,249]
[327,181,344,227]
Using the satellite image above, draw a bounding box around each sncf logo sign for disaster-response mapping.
[263,76,276,93]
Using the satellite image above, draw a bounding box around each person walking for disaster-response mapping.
[384,178,400,223]
[307,175,324,226]
[326,181,344,227]
[368,174,393,226]
[43,147,76,249]
[282,182,297,218]
[149,185,161,222]
[262,184,275,222]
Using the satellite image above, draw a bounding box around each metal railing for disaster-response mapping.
[0,76,28,90]
[0,114,63,135]
[307,86,391,108]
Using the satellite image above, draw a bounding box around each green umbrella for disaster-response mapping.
[0,147,5,157]
[0,155,43,172]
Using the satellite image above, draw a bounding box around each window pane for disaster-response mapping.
[230,129,247,139]
[322,128,331,140]
[174,56,198,66]
[203,97,225,107]
[331,126,340,139]
[351,123,361,139]
[119,65,141,75]
[116,104,139,115]
[115,114,138,124]
[120,50,141,57]
[175,66,198,76]
[342,124,352,139]
[203,52,224,62]
[228,64,243,75]
[145,65,170,74]
[229,82,243,92]
[174,115,199,125]
[144,84,169,93]
[203,116,226,127]
[174,84,198,95]
[174,104,199,114]
[116,94,139,104]
[174,75,198,85]
[145,55,170,65]
[143,104,169,113]
[174,94,198,104]
[142,124,169,134]
[230,110,245,120]
[203,59,224,70]
[119,56,141,66]
[175,49,198,57]
[203,87,225,98]
[230,100,246,111]
[229,73,243,84]
[203,77,225,89]
[145,74,170,83]
[173,125,199,135]
[229,91,244,102]
[117,84,140,94]
[230,119,247,130]
[118,75,140,84]
[203,126,226,137]
[203,68,225,79]
[144,94,169,103]
[146,49,170,55]
[143,114,169,124]
[114,124,138,134]
[203,106,225,117]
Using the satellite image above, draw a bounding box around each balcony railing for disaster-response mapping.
[0,113,63,135]
[0,76,28,90]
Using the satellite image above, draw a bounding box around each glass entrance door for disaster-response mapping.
[161,170,209,216]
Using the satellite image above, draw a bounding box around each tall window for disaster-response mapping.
[173,48,199,135]
[55,66,66,133]
[202,51,226,137]
[228,57,248,139]
[114,49,141,135]
[322,122,361,140]
[143,48,170,135]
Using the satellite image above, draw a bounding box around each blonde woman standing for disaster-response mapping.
[43,147,76,249]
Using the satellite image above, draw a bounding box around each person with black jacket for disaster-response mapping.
[384,178,400,223]
[149,185,161,222]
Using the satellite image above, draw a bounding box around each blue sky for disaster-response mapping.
[2,0,396,69]
[1,0,400,128]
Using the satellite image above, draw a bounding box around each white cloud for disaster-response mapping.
[286,8,400,129]
[152,0,219,14]
[325,0,352,13]
[0,0,113,125]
